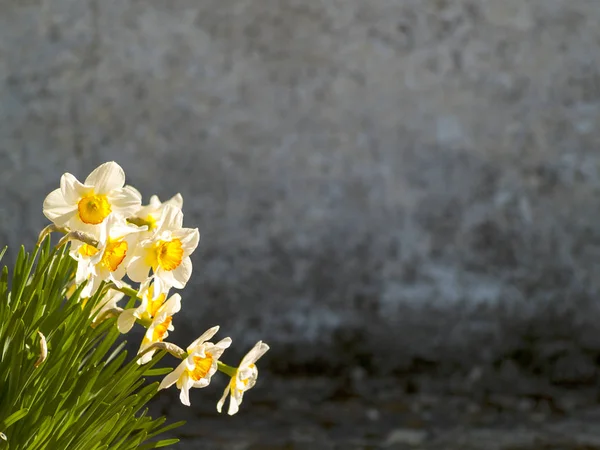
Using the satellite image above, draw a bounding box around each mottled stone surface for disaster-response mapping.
[152,374,600,449]
[2,0,600,377]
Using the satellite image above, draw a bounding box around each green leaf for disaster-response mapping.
[143,367,173,377]
[137,438,181,450]
[0,408,29,428]
[0,244,183,449]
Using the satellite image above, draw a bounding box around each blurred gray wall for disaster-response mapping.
[1,0,600,373]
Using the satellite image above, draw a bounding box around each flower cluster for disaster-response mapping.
[41,162,268,413]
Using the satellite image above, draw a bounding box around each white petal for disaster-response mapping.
[158,205,183,232]
[152,274,170,296]
[241,341,270,367]
[60,173,89,203]
[165,193,183,209]
[110,218,145,240]
[84,161,125,193]
[160,293,181,315]
[80,277,99,298]
[176,228,200,256]
[169,257,192,289]
[179,376,193,406]
[138,349,155,365]
[214,337,232,351]
[228,393,241,415]
[126,256,150,283]
[191,374,213,389]
[187,326,220,353]
[149,195,162,208]
[108,186,143,217]
[158,363,185,390]
[75,259,92,285]
[205,338,231,361]
[43,188,77,226]
[105,289,125,304]
[117,309,137,333]
[110,262,129,282]
[127,185,143,203]
[216,383,231,413]
[69,219,102,240]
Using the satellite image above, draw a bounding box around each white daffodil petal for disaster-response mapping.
[214,337,233,351]
[241,341,270,367]
[108,186,143,215]
[192,375,213,389]
[216,383,231,413]
[166,193,183,209]
[94,289,124,314]
[151,276,170,299]
[75,260,92,286]
[159,364,185,390]
[170,257,192,289]
[43,188,76,225]
[149,195,162,208]
[127,256,150,283]
[160,294,182,315]
[138,349,154,365]
[187,326,220,352]
[158,205,183,232]
[60,173,90,203]
[80,277,100,299]
[127,185,143,203]
[179,376,194,406]
[117,309,137,333]
[177,228,200,254]
[228,394,240,416]
[84,161,125,194]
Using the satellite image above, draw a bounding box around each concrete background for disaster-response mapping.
[2,0,600,385]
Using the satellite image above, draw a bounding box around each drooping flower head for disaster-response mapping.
[158,326,231,406]
[137,293,181,364]
[127,205,199,295]
[217,341,270,415]
[43,161,141,234]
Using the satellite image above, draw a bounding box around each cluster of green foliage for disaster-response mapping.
[0,238,183,449]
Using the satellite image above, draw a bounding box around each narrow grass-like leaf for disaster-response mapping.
[0,408,28,428]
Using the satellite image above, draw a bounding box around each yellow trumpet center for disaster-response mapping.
[144,285,166,318]
[100,240,128,272]
[78,244,99,258]
[145,215,158,230]
[151,316,172,342]
[78,193,111,224]
[146,239,184,271]
[190,353,213,381]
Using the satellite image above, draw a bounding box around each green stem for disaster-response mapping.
[217,361,237,378]
[137,317,152,328]
[36,224,68,247]
[111,284,140,299]
[137,342,186,360]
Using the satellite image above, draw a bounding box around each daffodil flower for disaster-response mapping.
[43,161,141,234]
[130,193,183,233]
[117,280,168,333]
[217,341,270,415]
[158,326,231,406]
[127,205,199,295]
[70,215,146,297]
[137,293,182,365]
